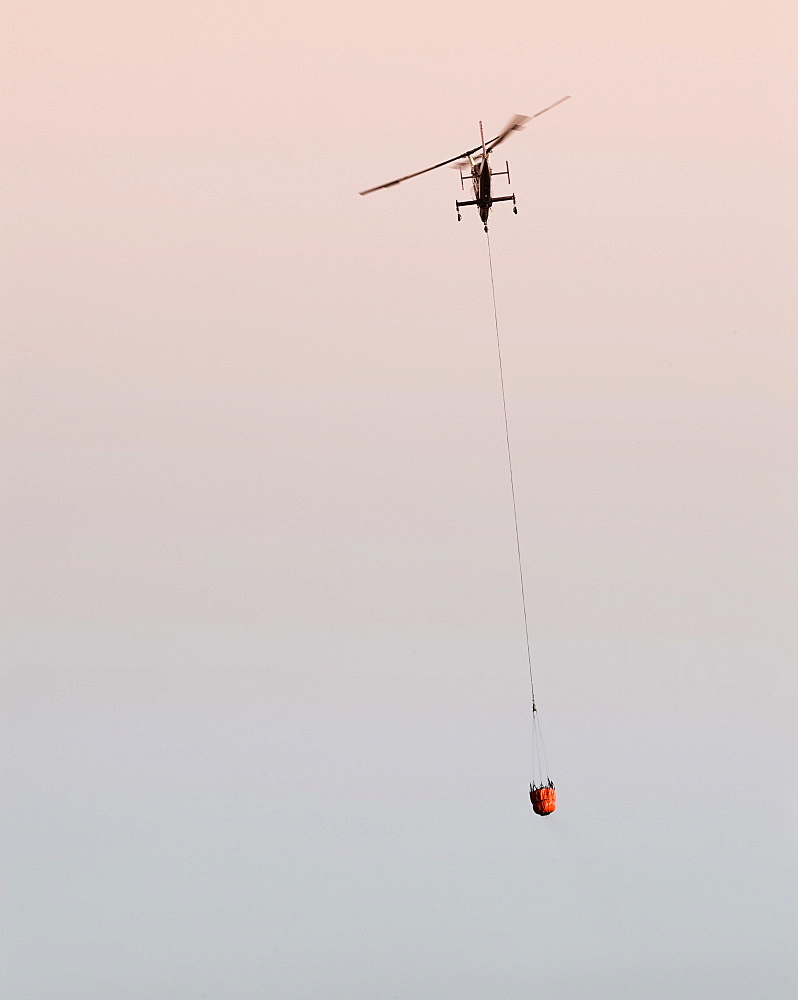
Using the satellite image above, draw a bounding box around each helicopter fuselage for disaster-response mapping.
[457,151,515,231]
[473,158,492,224]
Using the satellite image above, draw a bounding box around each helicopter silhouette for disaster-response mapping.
[359,96,570,232]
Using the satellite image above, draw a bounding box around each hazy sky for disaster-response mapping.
[4,1,797,997]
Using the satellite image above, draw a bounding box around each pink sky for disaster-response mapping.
[5,1,798,997]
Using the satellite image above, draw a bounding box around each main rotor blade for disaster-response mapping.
[359,96,571,195]
[529,94,572,120]
[485,95,571,151]
[485,113,532,152]
[448,155,478,171]
[359,143,483,196]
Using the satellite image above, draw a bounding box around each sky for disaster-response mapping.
[3,0,797,997]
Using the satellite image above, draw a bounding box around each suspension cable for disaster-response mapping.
[532,709,552,785]
[485,231,537,713]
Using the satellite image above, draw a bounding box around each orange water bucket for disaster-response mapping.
[530,785,556,816]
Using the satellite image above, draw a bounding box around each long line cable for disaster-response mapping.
[485,231,537,714]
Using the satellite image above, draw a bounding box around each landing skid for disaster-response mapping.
[455,193,518,226]
[492,194,518,214]
[455,198,477,222]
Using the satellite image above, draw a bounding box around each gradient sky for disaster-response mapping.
[4,1,797,997]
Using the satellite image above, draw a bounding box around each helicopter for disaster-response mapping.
[359,96,570,232]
